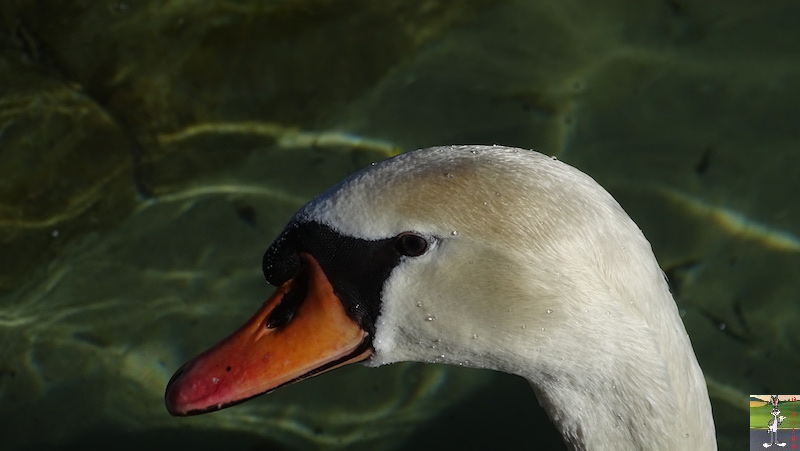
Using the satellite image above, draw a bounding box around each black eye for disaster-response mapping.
[395,233,429,257]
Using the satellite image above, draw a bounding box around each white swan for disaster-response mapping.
[165,145,717,450]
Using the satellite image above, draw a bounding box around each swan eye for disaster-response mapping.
[395,233,429,257]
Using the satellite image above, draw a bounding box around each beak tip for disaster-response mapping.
[164,361,217,416]
[164,368,189,416]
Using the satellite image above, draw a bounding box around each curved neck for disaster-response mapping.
[483,290,718,450]
[437,276,718,450]
[520,346,716,450]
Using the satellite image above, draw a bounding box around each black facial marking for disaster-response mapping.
[265,263,310,329]
[262,235,301,286]
[262,221,426,336]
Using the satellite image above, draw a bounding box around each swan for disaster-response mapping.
[165,145,717,450]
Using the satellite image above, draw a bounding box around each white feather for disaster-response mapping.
[299,145,716,450]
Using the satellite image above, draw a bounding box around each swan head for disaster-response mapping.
[165,145,714,448]
[289,146,668,372]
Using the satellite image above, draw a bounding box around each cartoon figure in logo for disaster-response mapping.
[764,395,787,448]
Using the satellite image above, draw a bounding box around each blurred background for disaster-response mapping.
[1,1,798,449]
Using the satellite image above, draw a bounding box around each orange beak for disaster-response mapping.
[165,254,373,416]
